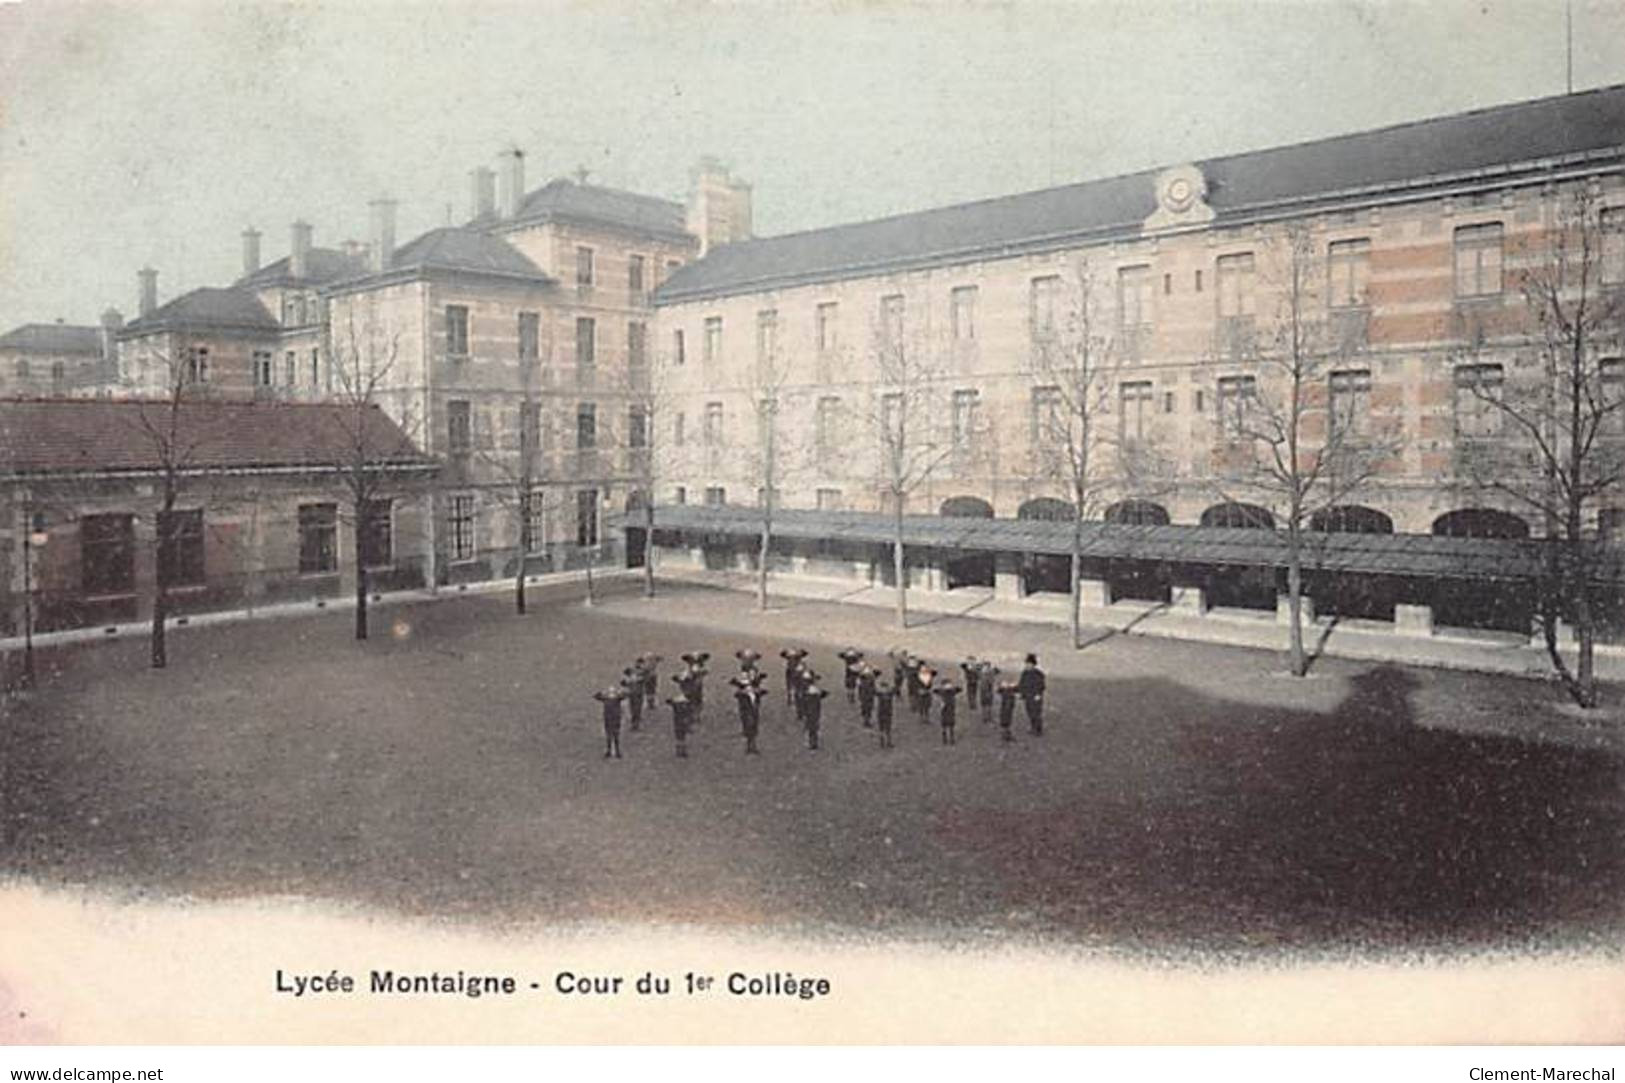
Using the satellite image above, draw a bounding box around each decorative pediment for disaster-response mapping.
[1143,164,1215,233]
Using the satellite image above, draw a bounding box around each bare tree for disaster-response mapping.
[1209,223,1402,677]
[618,330,680,600]
[743,312,801,610]
[324,307,427,641]
[1027,258,1176,648]
[1452,187,1624,708]
[853,295,952,629]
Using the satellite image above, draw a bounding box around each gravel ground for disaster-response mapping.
[2,584,1621,962]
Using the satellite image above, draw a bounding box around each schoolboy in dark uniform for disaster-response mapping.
[874,677,898,749]
[593,684,628,759]
[802,680,828,750]
[959,656,982,709]
[735,648,762,677]
[976,661,999,726]
[730,670,766,754]
[996,680,1019,742]
[664,692,692,758]
[620,667,644,731]
[680,652,710,722]
[779,648,808,707]
[1017,653,1046,735]
[837,648,864,703]
[913,662,936,722]
[855,662,879,728]
[932,677,962,745]
[639,654,661,711]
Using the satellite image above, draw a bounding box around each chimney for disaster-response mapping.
[686,158,752,257]
[241,227,262,277]
[497,148,525,219]
[99,308,123,363]
[290,220,313,279]
[369,197,397,274]
[469,166,496,220]
[138,267,158,318]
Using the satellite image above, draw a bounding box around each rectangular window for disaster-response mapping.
[518,311,540,364]
[628,405,648,449]
[1329,368,1373,435]
[576,246,595,288]
[1600,358,1624,435]
[704,486,726,507]
[447,399,471,454]
[815,396,841,460]
[310,348,320,389]
[360,499,393,569]
[950,286,978,341]
[703,316,722,362]
[674,486,687,506]
[1030,275,1060,338]
[80,513,135,595]
[157,509,205,588]
[880,294,905,351]
[184,346,209,384]
[520,402,541,454]
[575,317,596,367]
[816,302,839,351]
[1453,363,1505,437]
[446,305,469,357]
[1119,380,1155,443]
[673,411,686,447]
[284,351,296,387]
[1216,374,1258,437]
[1454,223,1504,298]
[1117,265,1152,329]
[1030,385,1063,446]
[628,254,646,296]
[672,328,686,366]
[448,494,476,562]
[524,489,546,553]
[816,488,842,511]
[1602,207,1624,286]
[253,350,272,388]
[628,321,647,367]
[756,308,778,364]
[576,489,600,546]
[1328,238,1372,308]
[703,401,723,446]
[297,503,338,574]
[576,402,597,449]
[1216,253,1256,318]
[951,388,981,450]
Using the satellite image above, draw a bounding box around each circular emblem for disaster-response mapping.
[1164,176,1195,213]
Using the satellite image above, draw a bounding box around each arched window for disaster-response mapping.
[939,496,994,519]
[1017,497,1075,522]
[1105,500,1171,526]
[1309,505,1394,534]
[1200,502,1275,529]
[1430,508,1529,540]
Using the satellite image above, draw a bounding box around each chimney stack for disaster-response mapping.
[138,267,158,318]
[241,227,262,277]
[290,220,313,279]
[497,148,525,219]
[470,166,496,220]
[369,197,397,274]
[686,158,753,257]
[99,308,123,363]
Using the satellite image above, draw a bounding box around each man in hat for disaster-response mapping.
[932,675,962,746]
[1017,653,1047,736]
[593,683,628,759]
[837,648,865,704]
[855,662,879,728]
[996,679,1019,743]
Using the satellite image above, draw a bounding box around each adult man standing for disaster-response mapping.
[1017,653,1046,736]
[593,684,628,759]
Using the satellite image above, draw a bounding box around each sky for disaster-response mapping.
[1,0,1623,327]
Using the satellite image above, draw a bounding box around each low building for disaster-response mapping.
[0,398,436,636]
[0,315,120,397]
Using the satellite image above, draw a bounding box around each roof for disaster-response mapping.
[238,246,367,287]
[656,82,1625,303]
[388,226,549,278]
[0,323,103,355]
[491,177,688,238]
[0,398,436,476]
[121,287,279,336]
[625,504,1625,584]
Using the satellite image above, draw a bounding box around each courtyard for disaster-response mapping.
[2,582,1622,962]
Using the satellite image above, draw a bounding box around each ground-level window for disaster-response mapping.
[449,494,476,562]
[360,498,393,568]
[704,486,726,507]
[674,486,687,505]
[576,488,600,547]
[157,508,205,588]
[81,513,135,595]
[524,489,546,552]
[817,488,842,511]
[298,503,338,574]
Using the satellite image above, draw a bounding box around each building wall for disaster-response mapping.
[0,345,109,398]
[655,170,1625,538]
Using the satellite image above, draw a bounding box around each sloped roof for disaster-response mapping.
[238,246,367,287]
[628,504,1625,584]
[0,323,103,355]
[657,82,1625,304]
[498,177,688,237]
[389,226,549,278]
[121,287,279,336]
[0,398,436,475]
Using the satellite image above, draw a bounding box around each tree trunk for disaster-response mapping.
[515,552,527,615]
[150,580,168,669]
[642,501,656,598]
[354,515,369,640]
[893,502,907,630]
[757,518,770,611]
[1069,523,1082,650]
[1572,574,1598,709]
[1286,525,1306,677]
